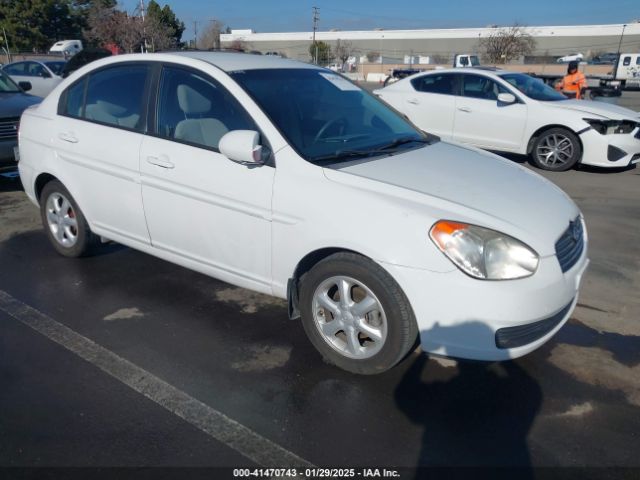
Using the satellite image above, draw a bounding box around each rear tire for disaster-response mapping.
[40,180,100,257]
[530,128,581,172]
[299,252,418,374]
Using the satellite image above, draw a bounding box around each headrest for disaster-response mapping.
[177,84,211,115]
[96,100,128,117]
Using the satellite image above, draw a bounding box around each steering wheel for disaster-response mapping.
[314,117,348,143]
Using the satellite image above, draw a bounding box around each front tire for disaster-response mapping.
[530,128,581,171]
[40,180,100,257]
[299,252,418,374]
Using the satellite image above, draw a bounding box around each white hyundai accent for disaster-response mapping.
[375,68,640,171]
[18,53,589,373]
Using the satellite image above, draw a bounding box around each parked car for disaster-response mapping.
[60,47,112,78]
[0,71,41,173]
[2,60,65,97]
[18,52,588,373]
[590,52,618,65]
[557,53,584,63]
[374,68,640,171]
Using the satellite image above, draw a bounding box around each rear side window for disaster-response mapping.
[84,65,148,131]
[64,78,86,118]
[411,74,457,95]
[3,63,26,75]
[59,64,149,131]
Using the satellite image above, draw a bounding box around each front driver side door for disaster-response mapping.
[140,65,275,293]
[453,74,527,151]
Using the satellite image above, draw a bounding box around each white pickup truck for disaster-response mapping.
[453,54,481,68]
[613,53,640,89]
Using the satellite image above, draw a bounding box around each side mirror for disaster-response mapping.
[18,81,32,92]
[497,92,517,105]
[219,130,264,166]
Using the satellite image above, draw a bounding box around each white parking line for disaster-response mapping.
[0,289,315,469]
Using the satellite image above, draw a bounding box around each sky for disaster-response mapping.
[119,0,639,41]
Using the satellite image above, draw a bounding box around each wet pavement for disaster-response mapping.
[1,113,640,476]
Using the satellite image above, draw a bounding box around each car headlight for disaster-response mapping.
[429,221,539,280]
[583,118,638,135]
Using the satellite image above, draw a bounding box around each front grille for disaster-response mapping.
[0,117,19,140]
[495,299,574,349]
[555,217,584,273]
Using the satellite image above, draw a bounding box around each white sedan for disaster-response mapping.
[18,53,588,373]
[2,60,66,97]
[375,68,640,171]
[557,53,584,63]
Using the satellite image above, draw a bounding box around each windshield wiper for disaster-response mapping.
[311,136,433,165]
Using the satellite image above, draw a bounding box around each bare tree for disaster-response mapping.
[199,20,225,50]
[366,51,380,63]
[334,39,354,69]
[478,25,536,63]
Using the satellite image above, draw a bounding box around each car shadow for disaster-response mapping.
[0,174,24,193]
[395,322,541,477]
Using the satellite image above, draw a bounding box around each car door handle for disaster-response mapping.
[457,106,472,113]
[407,98,420,105]
[58,132,78,143]
[146,155,174,169]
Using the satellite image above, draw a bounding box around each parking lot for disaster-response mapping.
[1,91,639,477]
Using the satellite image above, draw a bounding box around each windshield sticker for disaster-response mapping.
[319,72,360,91]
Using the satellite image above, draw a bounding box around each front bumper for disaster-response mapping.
[381,241,589,361]
[579,127,640,168]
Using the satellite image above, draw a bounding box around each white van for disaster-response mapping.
[49,40,83,57]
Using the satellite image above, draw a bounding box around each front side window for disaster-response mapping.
[231,68,430,163]
[26,62,46,77]
[623,56,631,66]
[82,65,148,130]
[461,75,508,100]
[156,66,256,150]
[411,74,457,95]
[499,73,566,102]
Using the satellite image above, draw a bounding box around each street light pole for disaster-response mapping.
[312,6,319,64]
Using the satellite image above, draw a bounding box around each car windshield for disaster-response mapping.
[499,73,567,102]
[0,71,21,93]
[230,68,430,163]
[44,61,66,76]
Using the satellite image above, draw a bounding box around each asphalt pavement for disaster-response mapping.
[0,92,639,479]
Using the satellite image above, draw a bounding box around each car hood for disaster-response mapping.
[0,92,41,118]
[544,99,640,121]
[325,142,580,256]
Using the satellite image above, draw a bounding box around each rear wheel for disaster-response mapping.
[299,252,418,374]
[530,128,581,171]
[40,180,100,257]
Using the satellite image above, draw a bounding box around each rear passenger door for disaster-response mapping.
[55,63,151,246]
[404,73,459,140]
[139,65,275,292]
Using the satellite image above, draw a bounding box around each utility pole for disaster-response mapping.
[139,0,147,53]
[312,6,319,64]
[194,21,199,49]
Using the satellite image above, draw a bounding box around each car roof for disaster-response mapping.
[161,51,319,72]
[417,67,510,76]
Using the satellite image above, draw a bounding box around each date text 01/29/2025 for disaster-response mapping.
[232,468,401,478]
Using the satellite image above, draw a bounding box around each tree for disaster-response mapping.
[309,41,331,64]
[366,51,380,63]
[146,1,185,45]
[229,40,246,52]
[0,0,85,52]
[478,25,536,63]
[334,39,353,69]
[199,20,225,50]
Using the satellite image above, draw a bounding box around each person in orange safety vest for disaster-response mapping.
[555,61,587,99]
